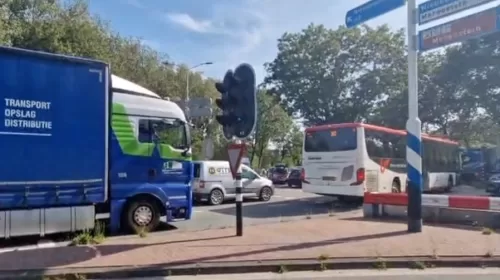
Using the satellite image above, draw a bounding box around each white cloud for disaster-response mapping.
[166,13,214,33]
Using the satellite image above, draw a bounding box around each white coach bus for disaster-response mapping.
[301,123,461,201]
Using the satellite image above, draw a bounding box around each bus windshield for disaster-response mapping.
[304,127,357,152]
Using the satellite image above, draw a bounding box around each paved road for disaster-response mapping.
[175,185,361,232]
[450,184,488,196]
[96,268,500,279]
[175,184,487,232]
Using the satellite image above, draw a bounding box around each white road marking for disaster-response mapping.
[272,195,295,200]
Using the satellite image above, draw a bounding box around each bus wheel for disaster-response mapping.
[124,198,161,234]
[392,179,401,193]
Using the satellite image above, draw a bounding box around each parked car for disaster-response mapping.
[267,167,274,179]
[486,173,500,197]
[192,161,274,205]
[287,167,303,188]
[271,165,289,184]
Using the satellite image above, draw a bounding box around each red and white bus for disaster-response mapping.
[302,123,461,200]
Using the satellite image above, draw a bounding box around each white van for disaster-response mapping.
[192,161,274,205]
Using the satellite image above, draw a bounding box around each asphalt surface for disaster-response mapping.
[96,268,500,279]
[175,185,360,232]
[175,183,489,232]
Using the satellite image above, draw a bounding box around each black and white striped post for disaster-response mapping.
[228,141,246,236]
[234,149,243,237]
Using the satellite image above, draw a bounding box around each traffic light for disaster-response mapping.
[214,63,257,140]
[215,70,238,140]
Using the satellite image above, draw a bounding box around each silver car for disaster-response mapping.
[192,160,274,205]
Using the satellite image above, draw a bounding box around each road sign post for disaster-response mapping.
[227,142,246,237]
[202,138,214,160]
[406,0,423,233]
[346,0,422,232]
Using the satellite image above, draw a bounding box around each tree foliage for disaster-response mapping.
[265,22,500,148]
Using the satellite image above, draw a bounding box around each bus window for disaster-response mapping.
[365,130,385,158]
[304,127,357,152]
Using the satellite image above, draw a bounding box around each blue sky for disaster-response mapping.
[88,0,500,83]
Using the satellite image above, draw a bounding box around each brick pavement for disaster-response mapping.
[0,217,498,271]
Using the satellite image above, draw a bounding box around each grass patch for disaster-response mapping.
[410,261,427,270]
[137,226,148,238]
[278,264,288,274]
[318,254,329,261]
[43,273,86,280]
[319,261,328,271]
[373,258,387,270]
[71,221,105,245]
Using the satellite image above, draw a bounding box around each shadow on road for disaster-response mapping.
[209,196,361,218]
[0,235,233,271]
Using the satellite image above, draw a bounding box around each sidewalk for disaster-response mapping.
[0,217,499,273]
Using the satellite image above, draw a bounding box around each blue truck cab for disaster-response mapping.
[0,46,193,238]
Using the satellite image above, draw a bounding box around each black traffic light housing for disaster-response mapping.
[214,63,257,140]
[215,70,238,139]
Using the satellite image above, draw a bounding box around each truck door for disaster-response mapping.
[147,118,190,187]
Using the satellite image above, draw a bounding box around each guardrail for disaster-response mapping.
[364,192,500,211]
[363,192,500,229]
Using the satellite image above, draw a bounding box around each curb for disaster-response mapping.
[2,256,500,279]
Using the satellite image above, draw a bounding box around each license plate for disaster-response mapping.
[322,176,336,181]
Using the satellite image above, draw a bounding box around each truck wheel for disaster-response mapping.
[209,189,224,205]
[124,198,161,233]
[259,186,273,201]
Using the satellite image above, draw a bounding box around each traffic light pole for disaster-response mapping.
[234,139,243,236]
[215,63,257,237]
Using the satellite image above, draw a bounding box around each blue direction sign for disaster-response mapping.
[345,0,406,28]
[419,6,500,51]
[419,0,495,24]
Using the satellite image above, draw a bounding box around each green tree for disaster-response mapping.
[250,91,293,168]
[277,125,303,166]
[265,24,406,126]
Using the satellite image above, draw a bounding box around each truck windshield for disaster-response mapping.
[151,119,188,150]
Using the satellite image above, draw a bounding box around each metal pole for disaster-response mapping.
[234,139,243,236]
[184,62,213,121]
[185,72,190,121]
[406,0,422,233]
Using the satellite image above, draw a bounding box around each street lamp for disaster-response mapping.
[185,62,213,120]
[162,61,213,120]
